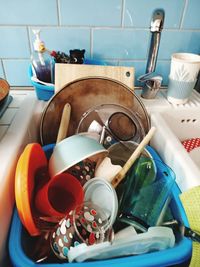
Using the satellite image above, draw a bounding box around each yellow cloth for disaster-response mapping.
[180,186,200,267]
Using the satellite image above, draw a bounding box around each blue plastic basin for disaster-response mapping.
[9,145,192,267]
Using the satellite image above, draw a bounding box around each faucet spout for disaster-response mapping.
[150,9,164,33]
[146,9,165,74]
[140,9,165,99]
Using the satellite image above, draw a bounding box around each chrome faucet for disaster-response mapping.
[139,9,165,99]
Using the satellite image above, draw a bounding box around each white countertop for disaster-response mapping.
[0,89,46,264]
[135,89,200,112]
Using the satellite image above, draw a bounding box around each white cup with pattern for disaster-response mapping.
[170,53,200,82]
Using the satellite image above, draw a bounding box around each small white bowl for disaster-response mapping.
[49,135,108,178]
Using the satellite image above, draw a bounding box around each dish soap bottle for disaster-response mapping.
[31,29,54,83]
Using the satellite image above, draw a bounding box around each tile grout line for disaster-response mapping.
[121,0,125,27]
[0,58,171,62]
[1,58,30,60]
[179,0,188,29]
[56,0,61,26]
[90,28,93,58]
[0,60,6,79]
[0,24,199,31]
[26,26,32,55]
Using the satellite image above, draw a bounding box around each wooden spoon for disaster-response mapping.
[111,127,156,188]
[56,103,71,144]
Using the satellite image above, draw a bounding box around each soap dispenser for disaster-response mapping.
[31,29,54,83]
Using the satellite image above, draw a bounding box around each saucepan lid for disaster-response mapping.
[40,77,150,145]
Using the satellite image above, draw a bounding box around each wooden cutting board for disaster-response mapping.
[55,63,134,93]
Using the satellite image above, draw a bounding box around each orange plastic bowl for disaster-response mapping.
[15,143,48,236]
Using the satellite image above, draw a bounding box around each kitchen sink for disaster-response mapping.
[1,88,200,265]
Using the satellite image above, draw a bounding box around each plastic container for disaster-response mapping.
[31,50,54,84]
[9,145,192,267]
[29,66,55,101]
[29,29,55,101]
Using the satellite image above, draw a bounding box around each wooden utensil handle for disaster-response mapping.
[56,103,71,144]
[111,127,156,188]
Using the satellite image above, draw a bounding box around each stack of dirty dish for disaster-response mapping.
[12,77,191,265]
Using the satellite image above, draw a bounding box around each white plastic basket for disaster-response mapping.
[151,107,200,192]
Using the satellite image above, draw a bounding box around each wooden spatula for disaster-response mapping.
[56,103,71,144]
[111,127,156,188]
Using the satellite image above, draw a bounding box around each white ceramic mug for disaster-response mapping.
[170,53,200,82]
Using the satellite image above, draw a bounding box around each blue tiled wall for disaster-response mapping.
[0,0,199,86]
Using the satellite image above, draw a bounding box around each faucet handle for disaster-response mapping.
[138,72,163,99]
[138,72,162,83]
